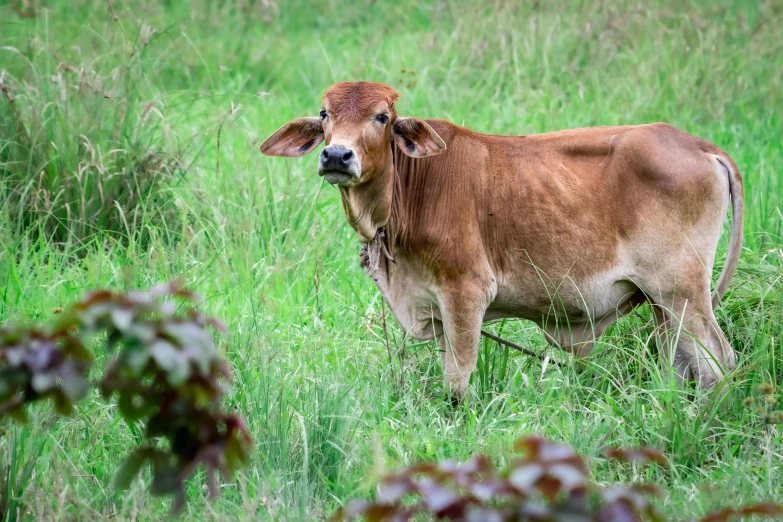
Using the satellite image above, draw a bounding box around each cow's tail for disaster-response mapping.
[712,155,744,309]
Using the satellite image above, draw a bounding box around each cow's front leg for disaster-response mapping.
[436,284,489,401]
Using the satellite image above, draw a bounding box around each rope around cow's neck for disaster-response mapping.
[375,227,397,264]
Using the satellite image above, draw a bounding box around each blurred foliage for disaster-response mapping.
[0,0,781,519]
[0,325,92,421]
[0,280,251,515]
[336,436,782,522]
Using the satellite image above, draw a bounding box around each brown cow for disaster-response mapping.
[260,81,743,399]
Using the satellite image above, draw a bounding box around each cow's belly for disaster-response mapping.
[488,263,638,324]
[364,242,638,337]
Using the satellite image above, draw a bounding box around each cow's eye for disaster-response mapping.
[375,113,389,125]
[319,109,328,120]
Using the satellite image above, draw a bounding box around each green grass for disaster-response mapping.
[1,0,782,519]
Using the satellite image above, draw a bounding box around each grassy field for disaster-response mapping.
[1,0,782,520]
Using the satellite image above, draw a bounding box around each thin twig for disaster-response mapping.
[108,0,120,21]
[480,330,563,367]
[399,332,407,391]
[216,121,223,175]
[381,300,396,384]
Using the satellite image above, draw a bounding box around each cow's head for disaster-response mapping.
[260,82,446,188]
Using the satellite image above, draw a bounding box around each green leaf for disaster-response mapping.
[77,302,113,331]
[126,323,155,344]
[117,391,147,421]
[150,455,181,496]
[164,323,214,363]
[124,347,150,375]
[9,407,28,424]
[53,394,74,415]
[149,339,190,386]
[31,372,56,393]
[224,432,248,474]
[50,312,84,333]
[111,307,134,332]
[59,370,90,401]
[115,453,146,490]
[64,338,93,362]
[149,339,179,369]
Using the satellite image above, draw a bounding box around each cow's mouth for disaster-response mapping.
[321,170,357,186]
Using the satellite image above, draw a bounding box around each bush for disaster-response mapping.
[335,436,782,522]
[0,30,185,249]
[0,280,251,516]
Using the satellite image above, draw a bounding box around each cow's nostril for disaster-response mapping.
[342,150,353,162]
[321,149,329,160]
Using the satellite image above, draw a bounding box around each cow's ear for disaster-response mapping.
[260,117,324,157]
[392,117,446,158]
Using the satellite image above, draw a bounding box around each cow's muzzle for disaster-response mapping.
[318,145,360,185]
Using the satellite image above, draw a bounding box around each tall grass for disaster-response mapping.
[0,10,192,250]
[0,0,781,520]
[0,422,48,522]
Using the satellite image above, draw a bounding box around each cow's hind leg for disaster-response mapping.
[641,272,734,388]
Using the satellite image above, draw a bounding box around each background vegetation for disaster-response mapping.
[0,0,781,519]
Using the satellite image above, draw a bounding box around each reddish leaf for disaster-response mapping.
[465,507,506,522]
[332,501,400,522]
[515,436,579,463]
[548,462,587,490]
[595,499,643,522]
[378,475,416,503]
[470,479,517,501]
[462,454,493,474]
[601,485,662,521]
[700,503,783,522]
[407,462,439,475]
[534,474,563,501]
[603,447,668,466]
[509,463,544,492]
[418,477,461,515]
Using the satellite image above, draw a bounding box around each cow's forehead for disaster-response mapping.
[323,81,399,119]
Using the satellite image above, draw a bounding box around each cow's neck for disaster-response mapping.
[338,163,395,243]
